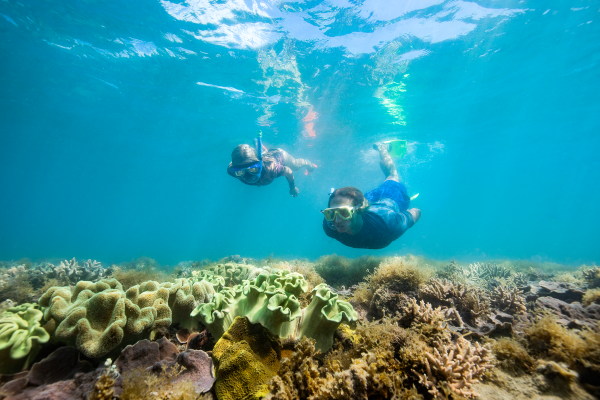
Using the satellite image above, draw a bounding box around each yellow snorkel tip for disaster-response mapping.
[410,193,419,201]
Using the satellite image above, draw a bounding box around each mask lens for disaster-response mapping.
[338,207,352,219]
[234,170,245,177]
[247,167,260,174]
[323,209,336,221]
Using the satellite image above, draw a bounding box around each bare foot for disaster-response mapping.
[408,208,421,223]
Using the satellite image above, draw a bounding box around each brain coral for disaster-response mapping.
[212,316,281,400]
[39,277,214,358]
[0,303,50,374]
[192,269,358,353]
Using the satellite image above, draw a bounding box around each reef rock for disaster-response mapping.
[532,281,585,303]
[148,350,215,394]
[535,296,600,329]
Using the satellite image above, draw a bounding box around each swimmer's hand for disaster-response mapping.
[289,187,300,197]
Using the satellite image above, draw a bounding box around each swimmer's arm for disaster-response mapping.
[281,166,299,196]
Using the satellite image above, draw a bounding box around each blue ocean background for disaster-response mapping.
[0,0,598,266]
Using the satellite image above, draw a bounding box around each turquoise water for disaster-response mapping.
[0,0,598,265]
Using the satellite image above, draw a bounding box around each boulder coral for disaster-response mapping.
[0,303,50,374]
[39,277,214,358]
[192,269,358,352]
[212,316,281,400]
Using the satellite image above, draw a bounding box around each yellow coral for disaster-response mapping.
[212,316,281,400]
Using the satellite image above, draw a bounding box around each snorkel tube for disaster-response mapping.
[256,130,263,161]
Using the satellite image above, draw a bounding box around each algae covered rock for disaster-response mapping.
[0,303,50,374]
[192,268,358,352]
[212,316,281,400]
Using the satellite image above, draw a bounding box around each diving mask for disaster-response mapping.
[321,206,358,222]
[230,161,263,183]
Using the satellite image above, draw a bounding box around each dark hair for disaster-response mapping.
[231,144,259,167]
[328,187,367,210]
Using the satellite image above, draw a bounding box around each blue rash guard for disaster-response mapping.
[323,180,415,249]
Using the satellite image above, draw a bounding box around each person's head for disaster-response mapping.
[231,144,259,168]
[326,187,369,233]
[228,144,262,183]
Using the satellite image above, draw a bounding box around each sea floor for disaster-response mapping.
[0,255,598,399]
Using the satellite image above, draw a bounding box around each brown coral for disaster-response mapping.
[490,285,527,315]
[414,336,493,399]
[420,278,490,325]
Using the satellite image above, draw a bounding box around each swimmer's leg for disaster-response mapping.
[374,143,399,182]
[281,150,316,172]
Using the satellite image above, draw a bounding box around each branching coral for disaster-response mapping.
[0,303,50,374]
[466,262,512,282]
[490,286,527,315]
[265,337,422,400]
[88,358,119,400]
[34,258,108,286]
[414,336,493,399]
[420,278,490,325]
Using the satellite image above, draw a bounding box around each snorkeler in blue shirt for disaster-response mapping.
[322,143,421,249]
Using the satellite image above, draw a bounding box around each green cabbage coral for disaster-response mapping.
[193,263,255,287]
[0,303,50,374]
[191,269,358,352]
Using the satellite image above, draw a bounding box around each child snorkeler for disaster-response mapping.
[227,132,317,197]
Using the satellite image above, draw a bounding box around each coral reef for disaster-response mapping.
[582,266,600,288]
[195,263,255,286]
[265,337,421,400]
[414,336,493,399]
[88,358,119,400]
[490,337,535,374]
[582,288,600,306]
[212,316,280,400]
[535,296,600,329]
[419,278,490,325]
[0,303,50,374]
[192,269,357,353]
[352,255,431,307]
[0,265,36,304]
[2,255,600,400]
[490,286,527,314]
[314,254,380,289]
[38,277,214,358]
[33,258,109,287]
[464,262,512,283]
